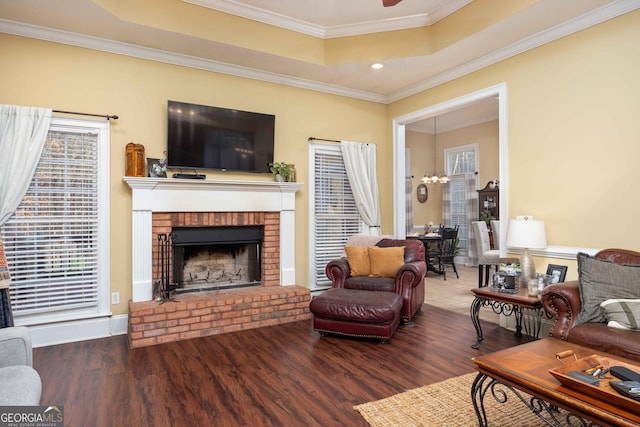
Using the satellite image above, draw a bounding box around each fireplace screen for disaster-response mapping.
[171,226,262,293]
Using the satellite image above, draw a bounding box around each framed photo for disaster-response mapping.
[492,271,518,293]
[546,264,568,284]
[147,157,167,178]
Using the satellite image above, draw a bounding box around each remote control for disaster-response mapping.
[566,370,600,386]
[610,366,640,382]
[610,381,640,401]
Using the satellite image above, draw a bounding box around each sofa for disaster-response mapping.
[541,248,640,362]
[0,326,42,405]
[325,238,426,324]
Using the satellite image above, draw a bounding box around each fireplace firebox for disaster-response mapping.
[171,226,263,293]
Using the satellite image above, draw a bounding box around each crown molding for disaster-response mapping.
[183,0,326,37]
[324,14,429,39]
[0,18,387,104]
[1,0,638,105]
[387,0,640,102]
[182,0,471,38]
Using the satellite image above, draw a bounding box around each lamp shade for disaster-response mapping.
[506,218,547,249]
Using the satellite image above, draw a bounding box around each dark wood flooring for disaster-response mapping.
[33,304,527,427]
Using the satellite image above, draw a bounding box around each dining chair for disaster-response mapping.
[434,226,459,280]
[472,221,500,287]
[490,219,500,250]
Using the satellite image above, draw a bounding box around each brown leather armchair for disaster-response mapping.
[541,248,640,362]
[325,238,427,324]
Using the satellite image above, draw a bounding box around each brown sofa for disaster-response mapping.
[325,238,426,324]
[541,248,640,362]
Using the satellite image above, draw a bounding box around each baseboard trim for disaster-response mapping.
[29,314,129,348]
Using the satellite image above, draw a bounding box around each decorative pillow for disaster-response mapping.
[576,252,640,325]
[345,246,371,277]
[368,246,405,278]
[600,299,640,331]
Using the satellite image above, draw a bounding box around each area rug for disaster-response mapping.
[354,372,566,427]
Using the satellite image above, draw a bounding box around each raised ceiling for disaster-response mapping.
[0,0,637,104]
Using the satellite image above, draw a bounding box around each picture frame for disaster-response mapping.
[416,183,428,203]
[492,271,519,293]
[546,264,568,284]
[147,157,167,178]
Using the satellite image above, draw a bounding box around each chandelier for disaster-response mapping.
[421,116,450,184]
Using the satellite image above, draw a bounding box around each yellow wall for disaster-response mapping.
[407,120,499,230]
[0,33,388,316]
[406,130,435,230]
[390,9,640,277]
[2,8,639,315]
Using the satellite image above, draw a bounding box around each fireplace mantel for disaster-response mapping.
[124,177,302,302]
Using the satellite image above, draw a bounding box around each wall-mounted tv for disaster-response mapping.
[167,100,275,173]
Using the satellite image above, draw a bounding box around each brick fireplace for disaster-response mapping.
[153,213,279,291]
[124,178,309,347]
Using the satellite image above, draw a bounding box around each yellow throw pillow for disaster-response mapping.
[368,246,405,278]
[345,246,371,277]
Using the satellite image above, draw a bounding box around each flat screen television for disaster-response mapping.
[167,100,275,173]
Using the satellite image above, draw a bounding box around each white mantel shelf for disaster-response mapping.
[123,177,303,302]
[123,176,303,192]
[123,177,303,213]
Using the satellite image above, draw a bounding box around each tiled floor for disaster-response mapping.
[427,263,555,336]
[424,263,500,324]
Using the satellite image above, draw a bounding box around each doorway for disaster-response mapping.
[393,83,508,256]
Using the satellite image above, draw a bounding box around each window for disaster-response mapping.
[445,144,478,256]
[447,144,477,176]
[1,118,110,324]
[308,143,364,290]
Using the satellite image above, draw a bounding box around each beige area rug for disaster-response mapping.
[354,372,569,427]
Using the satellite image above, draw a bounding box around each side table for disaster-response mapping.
[470,286,543,349]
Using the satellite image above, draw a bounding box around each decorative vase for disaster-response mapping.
[275,174,284,182]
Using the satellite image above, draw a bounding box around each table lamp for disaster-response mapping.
[506,216,547,282]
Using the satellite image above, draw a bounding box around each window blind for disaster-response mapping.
[446,146,478,255]
[449,176,469,253]
[312,147,363,287]
[2,127,100,316]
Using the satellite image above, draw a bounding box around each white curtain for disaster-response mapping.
[0,105,52,226]
[340,141,381,236]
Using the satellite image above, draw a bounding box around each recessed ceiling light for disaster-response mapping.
[370,63,384,70]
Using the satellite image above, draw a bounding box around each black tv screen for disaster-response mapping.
[167,100,275,173]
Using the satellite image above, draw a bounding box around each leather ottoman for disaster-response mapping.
[309,288,402,343]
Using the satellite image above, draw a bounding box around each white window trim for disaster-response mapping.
[11,117,111,327]
[308,142,365,291]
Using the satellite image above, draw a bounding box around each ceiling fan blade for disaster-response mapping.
[383,0,402,6]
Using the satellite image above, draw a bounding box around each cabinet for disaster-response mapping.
[477,181,499,221]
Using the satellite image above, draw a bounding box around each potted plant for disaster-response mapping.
[480,210,495,226]
[269,162,294,182]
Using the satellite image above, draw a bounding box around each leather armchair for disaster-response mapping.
[325,238,427,324]
[541,248,640,362]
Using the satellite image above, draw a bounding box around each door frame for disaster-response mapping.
[392,83,508,256]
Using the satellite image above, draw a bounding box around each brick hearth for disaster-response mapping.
[128,285,310,348]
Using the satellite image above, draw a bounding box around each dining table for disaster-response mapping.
[406,233,443,275]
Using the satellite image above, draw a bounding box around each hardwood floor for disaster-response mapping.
[34,304,527,427]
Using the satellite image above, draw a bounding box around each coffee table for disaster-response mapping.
[470,286,543,349]
[472,338,640,427]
